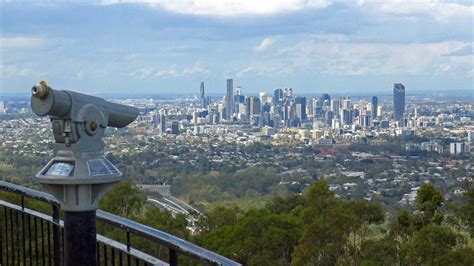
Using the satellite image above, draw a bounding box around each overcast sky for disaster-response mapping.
[1,0,473,95]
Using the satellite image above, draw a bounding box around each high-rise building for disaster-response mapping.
[274,89,284,103]
[371,96,378,118]
[330,100,340,118]
[160,115,166,133]
[294,96,307,121]
[393,83,405,122]
[320,93,331,103]
[200,82,207,108]
[246,96,261,115]
[259,92,268,104]
[235,86,243,96]
[171,121,179,135]
[0,101,5,114]
[226,79,233,119]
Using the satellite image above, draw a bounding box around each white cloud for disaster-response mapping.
[1,37,45,49]
[182,61,208,75]
[255,37,276,52]
[243,36,473,77]
[154,67,179,78]
[102,0,331,16]
[374,1,474,22]
[130,61,208,79]
[1,63,45,78]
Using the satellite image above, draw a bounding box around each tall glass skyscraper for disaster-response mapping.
[371,96,378,118]
[200,81,206,108]
[393,83,405,121]
[226,79,233,119]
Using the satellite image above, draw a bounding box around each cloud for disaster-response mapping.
[130,61,208,79]
[102,0,331,16]
[442,45,473,56]
[1,63,45,78]
[374,1,473,22]
[1,36,45,49]
[255,37,276,52]
[244,36,473,77]
[182,60,208,75]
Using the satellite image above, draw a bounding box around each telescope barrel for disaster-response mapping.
[31,84,72,117]
[104,101,139,128]
[31,82,138,128]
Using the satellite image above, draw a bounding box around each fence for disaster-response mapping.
[0,180,240,266]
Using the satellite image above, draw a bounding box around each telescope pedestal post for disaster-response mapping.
[64,210,97,266]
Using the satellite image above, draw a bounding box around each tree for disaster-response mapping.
[292,180,358,265]
[99,179,146,218]
[416,183,444,225]
[201,209,302,265]
[458,185,474,237]
[195,205,241,234]
[405,224,458,265]
[360,238,398,265]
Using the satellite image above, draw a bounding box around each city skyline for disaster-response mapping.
[1,1,473,95]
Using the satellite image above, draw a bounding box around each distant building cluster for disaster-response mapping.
[121,79,473,155]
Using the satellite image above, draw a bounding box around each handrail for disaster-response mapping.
[97,210,240,266]
[0,180,241,266]
[0,181,59,206]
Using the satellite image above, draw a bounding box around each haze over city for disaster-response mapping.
[1,0,473,95]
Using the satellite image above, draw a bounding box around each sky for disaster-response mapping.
[1,0,473,96]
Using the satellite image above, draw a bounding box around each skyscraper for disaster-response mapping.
[0,101,5,114]
[171,121,179,135]
[246,96,261,115]
[371,96,378,118]
[294,96,307,122]
[320,93,331,103]
[226,79,233,119]
[393,83,405,122]
[200,82,206,108]
[274,89,283,103]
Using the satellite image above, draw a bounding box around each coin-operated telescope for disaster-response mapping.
[31,81,138,265]
[31,81,139,211]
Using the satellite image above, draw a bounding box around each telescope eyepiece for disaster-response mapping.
[32,81,49,99]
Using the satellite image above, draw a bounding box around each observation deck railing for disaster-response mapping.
[0,180,240,266]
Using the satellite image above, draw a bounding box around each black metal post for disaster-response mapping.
[64,211,97,266]
[52,205,61,266]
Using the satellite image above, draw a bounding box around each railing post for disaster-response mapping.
[169,248,178,266]
[52,204,61,266]
[63,210,97,266]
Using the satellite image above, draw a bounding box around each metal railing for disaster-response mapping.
[0,180,241,266]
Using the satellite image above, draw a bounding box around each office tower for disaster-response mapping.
[226,79,233,119]
[341,109,353,125]
[325,111,334,126]
[274,89,284,103]
[0,101,5,114]
[200,82,207,108]
[262,103,271,113]
[330,100,340,118]
[259,92,268,104]
[247,96,261,115]
[171,121,179,135]
[236,86,243,96]
[393,83,405,122]
[294,96,307,121]
[274,88,284,116]
[160,115,166,133]
[284,88,293,98]
[320,93,331,103]
[371,96,378,118]
[234,94,245,104]
[341,97,352,110]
